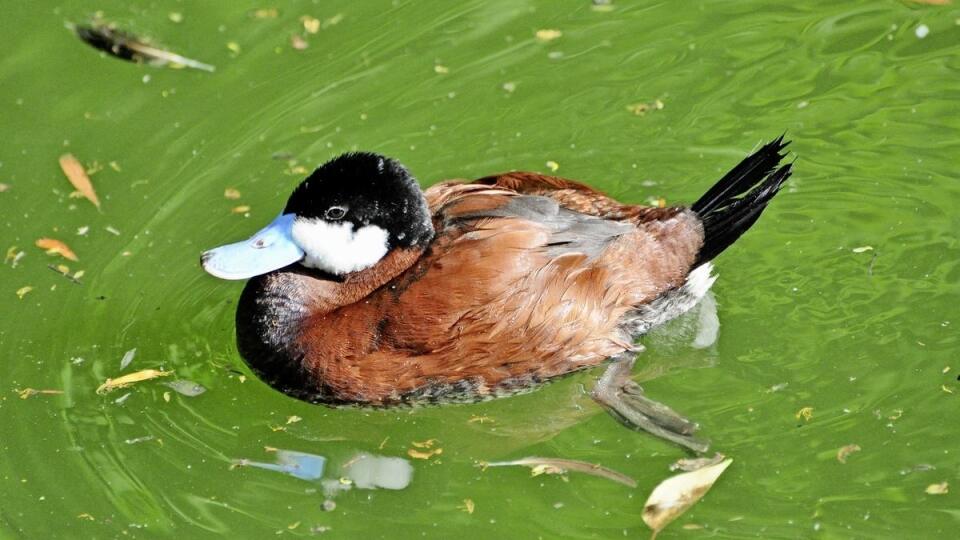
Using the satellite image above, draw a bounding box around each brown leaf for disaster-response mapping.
[59,154,101,210]
[642,458,733,536]
[36,238,79,261]
[96,369,172,394]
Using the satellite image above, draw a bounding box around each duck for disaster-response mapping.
[202,137,792,452]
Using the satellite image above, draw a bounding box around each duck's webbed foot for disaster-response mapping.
[591,353,709,453]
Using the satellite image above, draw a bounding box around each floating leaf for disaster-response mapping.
[926,481,949,495]
[0,183,9,192]
[545,160,559,172]
[224,188,241,199]
[459,499,475,514]
[286,415,302,424]
[59,154,101,210]
[837,444,861,464]
[852,246,873,253]
[36,238,78,261]
[96,369,172,394]
[301,15,321,34]
[482,457,636,488]
[434,64,449,74]
[642,458,733,536]
[232,205,251,214]
[163,379,206,397]
[16,286,33,299]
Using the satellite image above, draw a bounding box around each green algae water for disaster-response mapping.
[2,1,959,538]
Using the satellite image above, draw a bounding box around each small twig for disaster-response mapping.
[47,264,82,284]
[867,252,878,277]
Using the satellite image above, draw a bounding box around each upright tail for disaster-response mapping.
[691,137,792,266]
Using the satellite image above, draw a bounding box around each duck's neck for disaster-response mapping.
[235,247,425,401]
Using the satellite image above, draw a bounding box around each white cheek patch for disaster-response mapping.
[290,219,389,274]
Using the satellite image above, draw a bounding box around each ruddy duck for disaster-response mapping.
[202,138,792,452]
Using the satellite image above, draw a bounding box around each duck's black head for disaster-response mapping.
[201,152,434,280]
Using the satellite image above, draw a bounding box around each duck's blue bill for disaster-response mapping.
[201,213,304,280]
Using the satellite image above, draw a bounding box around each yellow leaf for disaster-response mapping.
[224,188,241,200]
[96,369,173,394]
[642,458,733,536]
[535,29,562,42]
[59,154,101,210]
[926,481,948,495]
[545,160,559,172]
[795,406,814,422]
[301,16,320,34]
[232,205,251,214]
[286,415,302,424]
[16,286,33,299]
[36,238,79,261]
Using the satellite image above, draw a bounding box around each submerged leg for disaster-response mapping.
[591,353,709,453]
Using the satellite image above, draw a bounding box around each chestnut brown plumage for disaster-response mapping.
[220,138,792,451]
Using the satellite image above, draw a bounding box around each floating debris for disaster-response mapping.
[670,453,726,472]
[925,481,949,495]
[535,29,563,42]
[290,34,309,50]
[642,458,733,537]
[72,23,215,72]
[836,444,861,464]
[434,64,449,74]
[16,388,64,399]
[162,379,207,397]
[224,188,241,200]
[795,406,814,422]
[36,238,78,261]
[250,8,279,19]
[59,153,101,210]
[119,348,136,370]
[47,264,83,284]
[458,498,475,514]
[851,246,873,253]
[301,16,321,34]
[0,183,9,192]
[343,452,413,490]
[124,435,155,445]
[5,246,25,267]
[286,415,302,424]
[96,369,172,394]
[232,205,251,214]
[627,99,665,116]
[915,24,930,39]
[233,449,327,481]
[15,286,33,299]
[482,457,636,488]
[545,160,560,172]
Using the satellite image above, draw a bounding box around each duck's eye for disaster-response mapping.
[325,206,347,220]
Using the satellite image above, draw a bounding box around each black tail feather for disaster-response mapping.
[692,137,792,266]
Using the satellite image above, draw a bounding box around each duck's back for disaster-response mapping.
[293,173,705,404]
